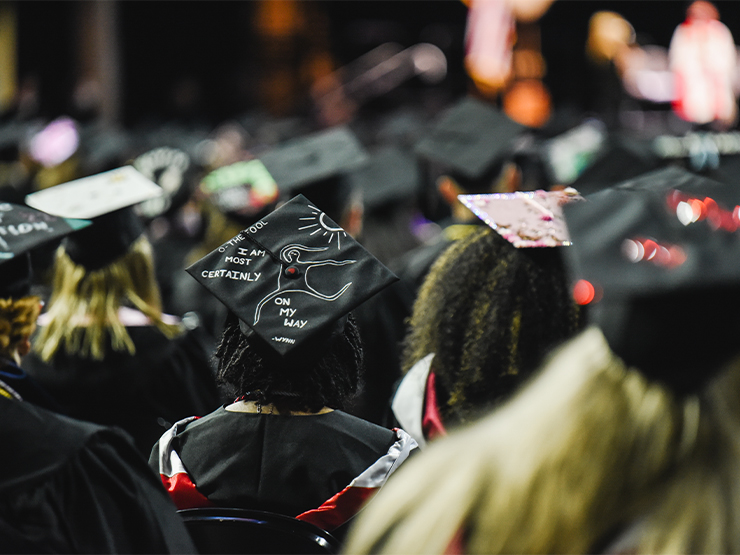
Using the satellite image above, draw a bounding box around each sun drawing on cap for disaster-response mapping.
[297,205,348,248]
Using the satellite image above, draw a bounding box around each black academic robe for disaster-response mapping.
[23,323,222,456]
[0,359,61,412]
[0,395,196,554]
[149,407,417,532]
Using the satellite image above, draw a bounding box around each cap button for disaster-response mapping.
[284,265,301,279]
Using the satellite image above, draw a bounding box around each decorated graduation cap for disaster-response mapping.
[199,159,279,224]
[0,203,90,298]
[25,166,162,271]
[133,146,197,219]
[414,97,526,185]
[459,189,583,248]
[563,166,740,394]
[186,194,397,357]
[28,117,80,168]
[347,146,420,212]
[259,126,369,195]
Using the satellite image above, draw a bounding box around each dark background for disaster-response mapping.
[14,1,740,126]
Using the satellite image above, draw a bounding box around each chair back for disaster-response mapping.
[178,507,340,554]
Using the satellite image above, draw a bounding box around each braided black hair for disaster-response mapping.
[402,227,584,426]
[215,311,364,413]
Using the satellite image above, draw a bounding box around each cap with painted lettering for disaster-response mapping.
[25,166,162,270]
[199,159,279,224]
[186,194,398,356]
[459,189,583,248]
[414,97,526,184]
[563,165,740,394]
[0,203,90,298]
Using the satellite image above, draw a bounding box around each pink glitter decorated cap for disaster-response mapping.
[458,189,584,248]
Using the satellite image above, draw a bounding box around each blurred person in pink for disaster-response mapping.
[669,1,738,129]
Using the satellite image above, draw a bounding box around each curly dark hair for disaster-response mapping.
[402,227,584,426]
[215,311,364,413]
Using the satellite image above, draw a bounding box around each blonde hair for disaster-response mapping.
[346,326,740,554]
[0,296,42,360]
[185,200,244,266]
[35,235,182,361]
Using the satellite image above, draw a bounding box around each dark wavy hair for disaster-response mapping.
[215,311,364,413]
[402,227,584,426]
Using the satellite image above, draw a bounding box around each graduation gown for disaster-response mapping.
[390,353,447,449]
[150,407,417,532]
[0,394,196,554]
[24,314,222,456]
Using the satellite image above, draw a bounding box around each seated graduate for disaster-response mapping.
[397,97,528,290]
[345,166,740,554]
[149,194,418,534]
[392,190,584,447]
[0,203,195,553]
[352,99,529,426]
[23,166,221,455]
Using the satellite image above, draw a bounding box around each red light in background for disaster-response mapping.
[642,239,659,260]
[690,198,706,221]
[573,279,596,305]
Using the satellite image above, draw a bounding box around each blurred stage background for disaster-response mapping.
[6,1,738,128]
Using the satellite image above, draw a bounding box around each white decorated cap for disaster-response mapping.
[458,189,583,248]
[25,165,163,220]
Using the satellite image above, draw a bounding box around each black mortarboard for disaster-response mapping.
[563,166,740,394]
[199,159,279,225]
[414,97,526,183]
[77,125,133,175]
[0,122,29,163]
[459,189,583,248]
[0,203,90,298]
[186,194,398,357]
[347,146,420,212]
[259,126,369,194]
[569,136,663,195]
[25,166,162,270]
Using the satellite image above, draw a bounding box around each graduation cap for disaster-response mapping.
[133,146,198,219]
[459,189,583,248]
[563,166,740,394]
[542,119,607,186]
[0,122,29,163]
[77,126,133,175]
[186,194,398,357]
[200,159,279,224]
[347,146,420,212]
[569,136,663,195]
[259,126,368,194]
[0,203,90,298]
[28,117,80,168]
[414,97,526,185]
[25,166,162,270]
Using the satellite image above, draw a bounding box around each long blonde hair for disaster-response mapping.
[36,236,182,361]
[0,296,42,360]
[346,327,740,554]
